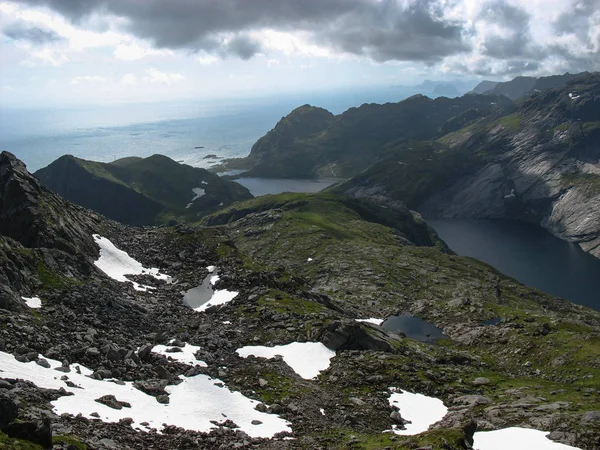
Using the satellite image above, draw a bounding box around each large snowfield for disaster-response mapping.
[236,342,335,379]
[92,234,171,291]
[0,350,290,438]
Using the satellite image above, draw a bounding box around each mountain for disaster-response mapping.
[35,154,252,226]
[333,72,600,258]
[0,152,599,449]
[230,94,513,179]
[469,80,499,94]
[481,72,584,100]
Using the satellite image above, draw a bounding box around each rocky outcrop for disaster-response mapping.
[0,151,100,258]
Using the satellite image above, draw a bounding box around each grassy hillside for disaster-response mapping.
[199,192,600,448]
[35,154,252,226]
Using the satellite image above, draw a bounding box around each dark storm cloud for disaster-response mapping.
[317,0,468,62]
[2,21,64,44]
[10,0,470,61]
[477,2,544,60]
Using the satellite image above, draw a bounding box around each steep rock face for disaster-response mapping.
[336,73,600,258]
[419,74,600,256]
[0,152,110,311]
[35,154,253,226]
[0,151,100,257]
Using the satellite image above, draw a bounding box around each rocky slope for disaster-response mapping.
[0,154,599,450]
[334,72,600,258]
[35,154,252,226]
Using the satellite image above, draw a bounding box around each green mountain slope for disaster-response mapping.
[35,154,253,226]
[228,94,513,179]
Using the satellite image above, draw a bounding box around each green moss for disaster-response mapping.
[493,113,523,132]
[561,172,600,196]
[583,121,600,133]
[0,431,43,450]
[36,261,79,290]
[258,290,324,315]
[52,435,88,450]
[317,427,468,449]
[553,123,570,133]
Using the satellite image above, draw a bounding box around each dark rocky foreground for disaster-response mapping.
[0,151,599,449]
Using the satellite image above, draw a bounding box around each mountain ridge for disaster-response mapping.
[35,154,253,226]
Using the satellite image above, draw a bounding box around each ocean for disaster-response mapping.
[0,86,422,173]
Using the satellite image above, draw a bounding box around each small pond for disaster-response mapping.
[382,314,447,343]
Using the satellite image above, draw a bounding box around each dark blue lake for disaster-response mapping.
[428,219,600,311]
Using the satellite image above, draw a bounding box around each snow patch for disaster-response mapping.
[388,389,448,435]
[473,427,581,450]
[0,351,290,438]
[22,296,41,309]
[568,93,580,100]
[236,342,335,379]
[93,235,171,291]
[307,257,313,262]
[193,272,239,312]
[320,408,326,416]
[356,318,384,326]
[186,187,206,209]
[222,321,231,325]
[151,342,207,367]
[207,265,216,273]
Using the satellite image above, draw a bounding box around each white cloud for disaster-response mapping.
[120,73,137,86]
[114,41,170,61]
[143,68,185,85]
[71,75,108,85]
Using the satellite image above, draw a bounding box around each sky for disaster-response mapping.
[0,0,599,107]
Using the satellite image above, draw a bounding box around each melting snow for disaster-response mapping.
[388,389,448,435]
[473,427,581,450]
[193,273,239,312]
[186,187,206,209]
[356,318,384,326]
[0,351,290,438]
[22,296,41,309]
[93,235,171,291]
[236,342,335,379]
[151,342,207,367]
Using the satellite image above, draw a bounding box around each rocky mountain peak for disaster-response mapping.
[0,151,100,258]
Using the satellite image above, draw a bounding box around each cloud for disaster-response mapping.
[2,20,63,44]
[143,68,184,85]
[119,73,137,86]
[10,0,470,62]
[71,75,107,85]
[5,0,600,75]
